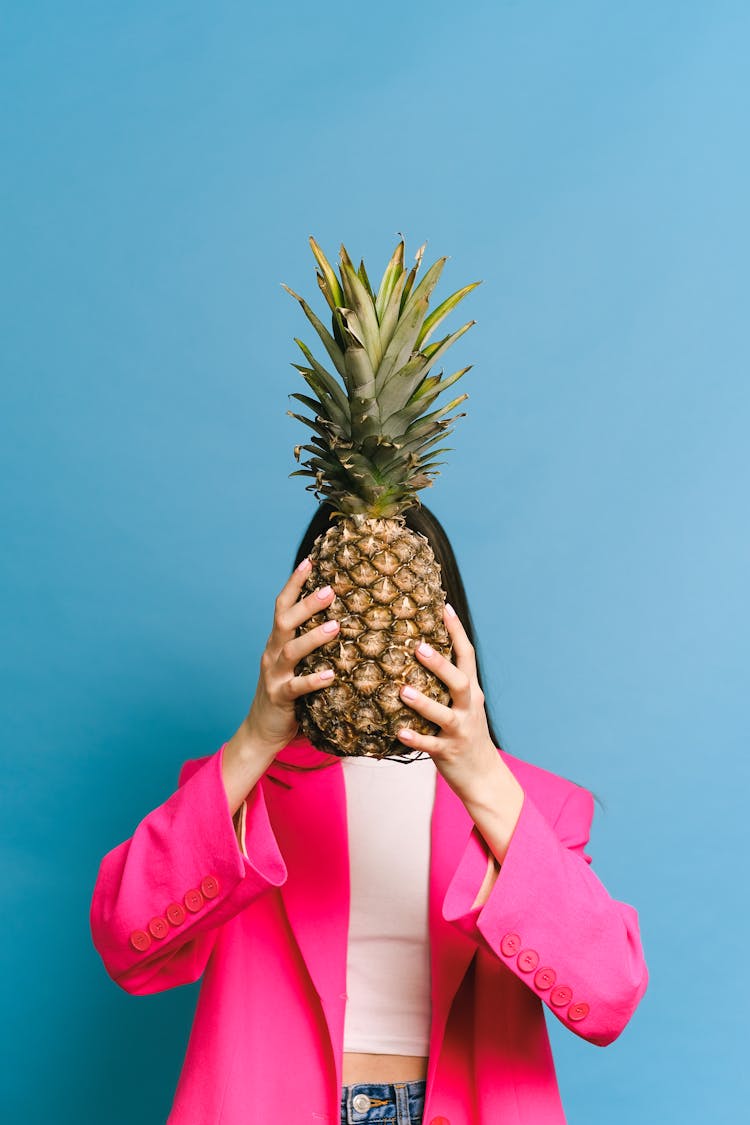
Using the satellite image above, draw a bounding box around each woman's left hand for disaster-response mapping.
[397,602,500,806]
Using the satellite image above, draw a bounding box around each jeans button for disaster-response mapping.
[353,1093,371,1111]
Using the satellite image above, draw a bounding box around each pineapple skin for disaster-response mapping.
[294,514,452,759]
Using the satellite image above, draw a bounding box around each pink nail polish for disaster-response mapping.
[401,685,417,700]
[316,585,333,600]
[399,728,414,740]
[297,556,311,572]
[445,603,457,618]
[417,641,433,657]
[322,620,339,634]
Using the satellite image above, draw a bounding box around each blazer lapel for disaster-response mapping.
[428,765,483,1051]
[262,738,479,1074]
[263,738,351,1073]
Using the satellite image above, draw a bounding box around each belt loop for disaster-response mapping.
[394,1081,409,1122]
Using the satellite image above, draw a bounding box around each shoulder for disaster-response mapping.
[175,736,330,789]
[176,752,215,787]
[498,745,592,828]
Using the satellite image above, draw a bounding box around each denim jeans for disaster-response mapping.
[340,1079,426,1124]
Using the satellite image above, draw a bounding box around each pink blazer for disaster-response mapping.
[90,738,648,1124]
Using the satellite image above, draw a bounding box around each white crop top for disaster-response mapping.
[341,751,437,1056]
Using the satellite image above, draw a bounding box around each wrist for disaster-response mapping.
[230,715,275,767]
[221,719,277,818]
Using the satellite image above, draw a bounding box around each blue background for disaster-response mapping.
[2,2,747,1120]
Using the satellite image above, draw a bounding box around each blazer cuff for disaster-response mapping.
[442,786,648,1046]
[442,822,497,939]
[91,743,287,983]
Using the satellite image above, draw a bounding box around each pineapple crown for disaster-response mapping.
[282,236,481,519]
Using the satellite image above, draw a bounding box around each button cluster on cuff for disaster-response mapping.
[499,929,590,1025]
[129,874,221,952]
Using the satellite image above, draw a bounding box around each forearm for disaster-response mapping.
[463,754,525,869]
[462,754,524,909]
[221,719,276,817]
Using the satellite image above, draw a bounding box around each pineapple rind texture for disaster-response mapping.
[294,516,452,759]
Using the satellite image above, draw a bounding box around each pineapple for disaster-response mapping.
[283,236,479,759]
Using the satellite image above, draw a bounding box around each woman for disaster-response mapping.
[90,504,649,1125]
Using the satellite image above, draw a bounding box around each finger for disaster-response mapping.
[395,725,441,755]
[443,603,478,679]
[285,583,337,633]
[414,639,471,703]
[399,684,456,732]
[285,666,335,700]
[275,556,314,614]
[274,582,336,643]
[278,618,340,670]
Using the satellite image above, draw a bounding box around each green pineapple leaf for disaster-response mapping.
[416,282,481,349]
[401,255,448,320]
[400,242,426,309]
[374,294,429,392]
[292,340,351,414]
[281,283,348,380]
[309,236,344,309]
[375,240,405,323]
[339,248,383,369]
[357,258,375,301]
[291,364,350,421]
[377,269,409,354]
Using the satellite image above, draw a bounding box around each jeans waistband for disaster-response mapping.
[340,1078,426,1123]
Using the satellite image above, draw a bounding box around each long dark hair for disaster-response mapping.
[275,501,600,807]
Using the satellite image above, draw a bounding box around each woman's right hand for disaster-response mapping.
[243,556,339,761]
[222,557,339,816]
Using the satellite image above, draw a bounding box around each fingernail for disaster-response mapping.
[445,603,456,618]
[401,685,417,700]
[417,641,433,657]
[297,557,311,572]
[319,668,334,680]
[399,727,414,740]
[322,620,339,634]
[316,585,333,600]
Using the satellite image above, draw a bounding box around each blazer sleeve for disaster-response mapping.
[441,782,648,1047]
[89,742,287,996]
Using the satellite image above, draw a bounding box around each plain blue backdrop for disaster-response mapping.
[2,2,747,1121]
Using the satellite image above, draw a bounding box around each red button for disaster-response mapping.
[148,916,169,940]
[517,948,539,972]
[534,966,556,990]
[184,888,204,913]
[550,985,574,1007]
[166,902,186,926]
[429,1118,451,1125]
[500,932,522,957]
[129,929,152,952]
[568,1001,590,1022]
[201,874,220,899]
